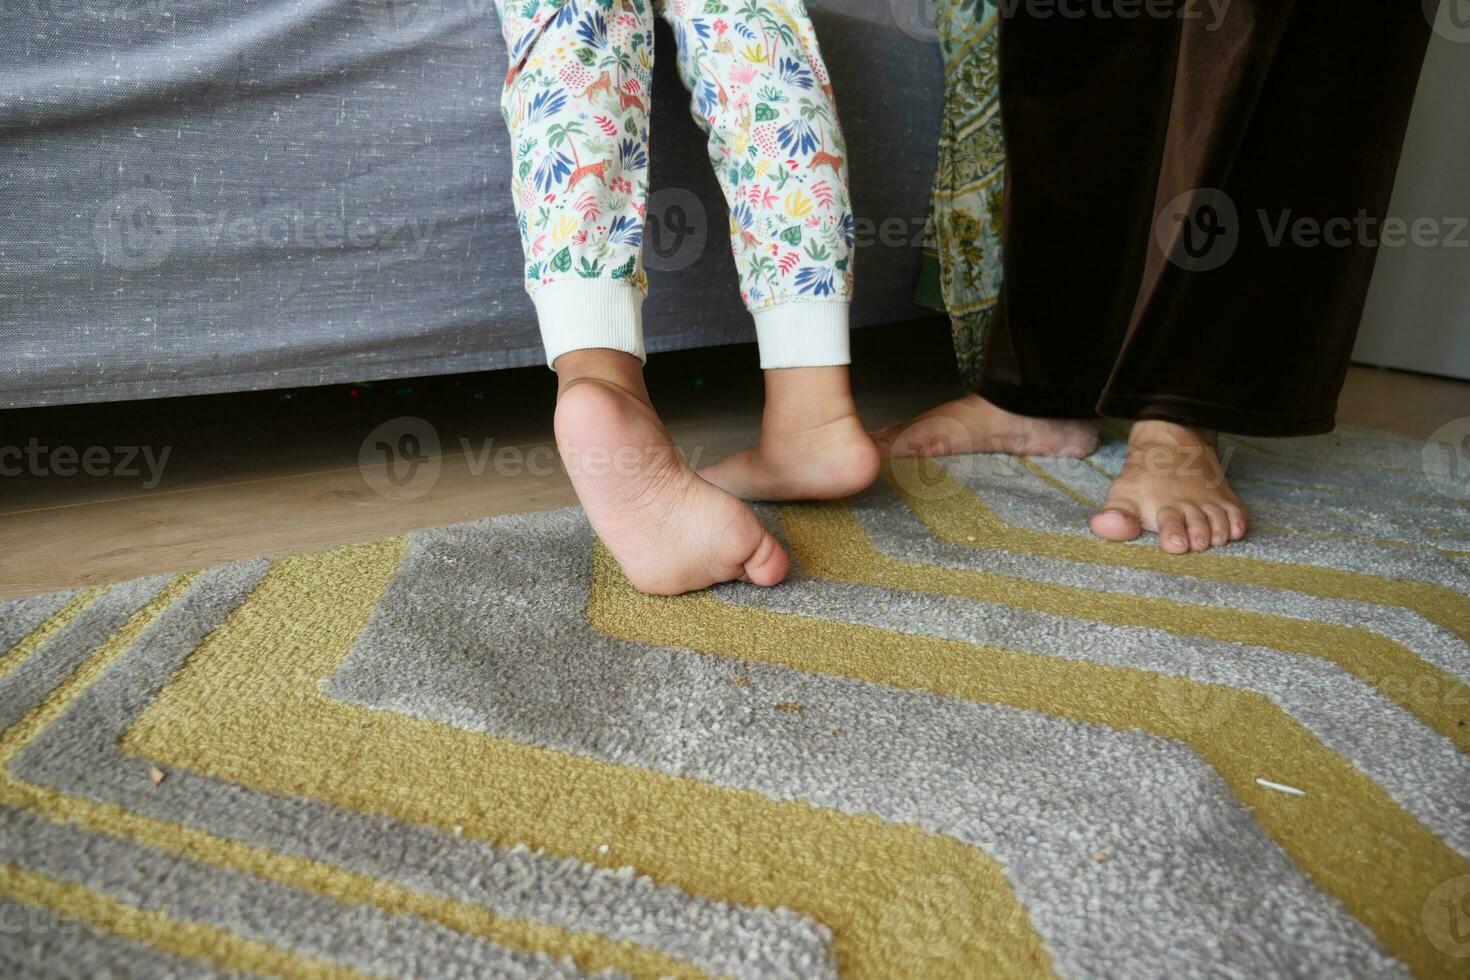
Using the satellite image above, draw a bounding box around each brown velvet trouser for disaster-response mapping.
[977,0,1432,436]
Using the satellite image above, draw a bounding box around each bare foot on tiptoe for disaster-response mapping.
[699,367,882,502]
[873,393,1099,460]
[555,365,788,597]
[1089,420,1249,554]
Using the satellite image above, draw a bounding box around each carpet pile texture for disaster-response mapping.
[1,427,1467,978]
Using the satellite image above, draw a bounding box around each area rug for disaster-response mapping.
[2,427,1466,978]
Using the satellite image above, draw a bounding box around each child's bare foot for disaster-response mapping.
[554,353,788,596]
[699,412,880,502]
[698,367,882,502]
[1090,420,1248,554]
[873,394,1099,460]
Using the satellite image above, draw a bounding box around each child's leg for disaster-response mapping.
[495,0,787,594]
[657,0,879,501]
[497,0,652,364]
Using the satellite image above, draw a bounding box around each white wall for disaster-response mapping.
[1352,29,1470,379]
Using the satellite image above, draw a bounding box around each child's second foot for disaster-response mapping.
[556,378,789,596]
[699,410,881,502]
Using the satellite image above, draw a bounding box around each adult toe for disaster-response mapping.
[1202,503,1230,548]
[1224,502,1249,541]
[1090,500,1144,542]
[1155,505,1191,554]
[1180,503,1213,552]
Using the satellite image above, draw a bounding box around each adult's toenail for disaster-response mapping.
[1170,535,1187,547]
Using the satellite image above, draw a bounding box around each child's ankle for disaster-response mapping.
[554,348,651,407]
[761,366,860,432]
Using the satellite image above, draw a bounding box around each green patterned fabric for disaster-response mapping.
[917,0,1004,389]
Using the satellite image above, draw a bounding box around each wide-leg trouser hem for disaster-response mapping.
[977,379,1339,438]
[1098,393,1339,438]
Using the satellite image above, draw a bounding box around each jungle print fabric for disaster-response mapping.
[496,0,854,314]
[916,0,1004,389]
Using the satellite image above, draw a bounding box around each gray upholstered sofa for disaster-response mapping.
[0,0,943,408]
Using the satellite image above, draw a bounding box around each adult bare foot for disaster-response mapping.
[1089,420,1248,554]
[873,394,1099,460]
[554,351,788,596]
[699,366,882,502]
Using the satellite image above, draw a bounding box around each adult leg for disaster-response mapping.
[660,0,879,501]
[1100,0,1433,434]
[1091,0,1430,551]
[496,0,787,593]
[975,5,1180,421]
[875,4,1175,461]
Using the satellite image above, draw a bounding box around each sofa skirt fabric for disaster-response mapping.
[0,0,942,408]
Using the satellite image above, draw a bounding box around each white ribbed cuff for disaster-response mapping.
[752,301,851,369]
[533,280,646,369]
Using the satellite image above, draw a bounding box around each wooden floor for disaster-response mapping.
[2,317,1467,600]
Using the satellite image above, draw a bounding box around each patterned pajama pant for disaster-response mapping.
[495,0,855,368]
